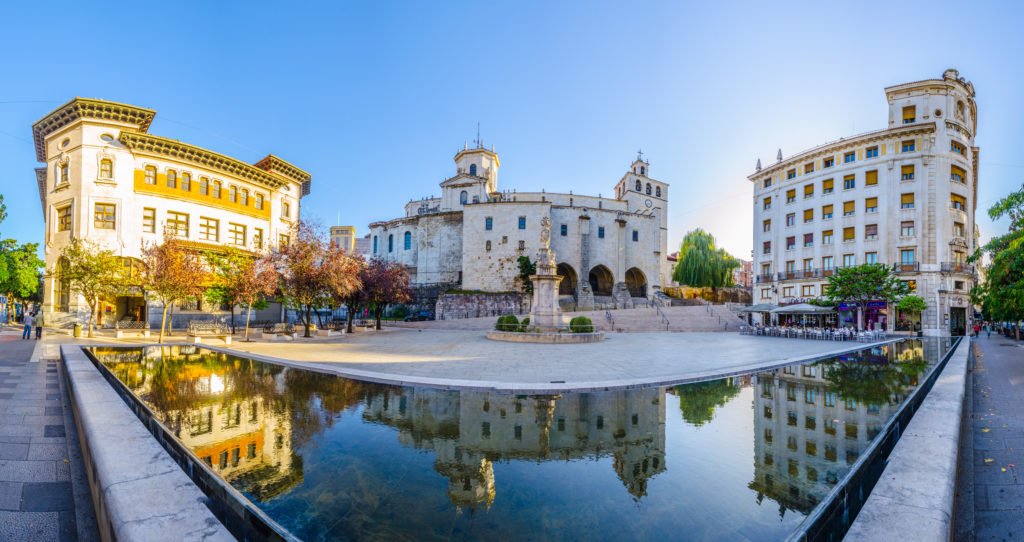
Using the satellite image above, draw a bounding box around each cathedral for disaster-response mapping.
[368,143,669,309]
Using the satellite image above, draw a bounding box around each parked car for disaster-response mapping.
[404,311,435,322]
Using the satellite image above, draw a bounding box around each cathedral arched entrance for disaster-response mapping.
[556,263,577,296]
[588,265,614,297]
[625,267,647,298]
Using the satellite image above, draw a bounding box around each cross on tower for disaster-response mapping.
[637,149,644,162]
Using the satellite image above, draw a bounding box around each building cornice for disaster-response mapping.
[32,98,156,162]
[748,122,937,181]
[118,132,290,191]
[35,167,47,217]
[253,154,311,183]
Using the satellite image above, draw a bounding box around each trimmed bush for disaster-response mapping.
[495,314,519,332]
[518,317,530,332]
[569,316,593,333]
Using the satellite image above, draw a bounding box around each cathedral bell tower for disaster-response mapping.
[613,151,670,290]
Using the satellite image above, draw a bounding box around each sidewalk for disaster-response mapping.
[955,334,1024,541]
[0,326,97,541]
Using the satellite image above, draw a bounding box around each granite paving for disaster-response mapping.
[0,328,97,541]
[954,334,1024,541]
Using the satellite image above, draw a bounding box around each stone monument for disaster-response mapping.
[529,217,564,331]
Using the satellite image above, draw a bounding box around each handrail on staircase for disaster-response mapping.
[653,298,670,329]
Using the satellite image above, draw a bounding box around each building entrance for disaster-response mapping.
[949,307,966,336]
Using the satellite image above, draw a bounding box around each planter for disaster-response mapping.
[485,330,605,344]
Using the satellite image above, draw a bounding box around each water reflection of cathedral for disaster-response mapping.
[362,387,668,509]
[100,346,301,501]
[749,341,931,515]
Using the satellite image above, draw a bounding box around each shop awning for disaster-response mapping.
[771,303,836,314]
[738,304,778,313]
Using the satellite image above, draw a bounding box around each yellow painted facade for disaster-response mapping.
[132,169,272,220]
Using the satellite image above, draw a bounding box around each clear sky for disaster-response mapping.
[1,1,1022,261]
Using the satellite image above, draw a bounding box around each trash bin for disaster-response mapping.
[73,323,82,338]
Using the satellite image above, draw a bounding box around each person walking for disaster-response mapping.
[22,311,35,340]
[34,311,44,340]
[985,323,991,338]
[973,323,981,338]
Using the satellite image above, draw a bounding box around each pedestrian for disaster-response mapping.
[986,323,991,338]
[35,311,44,340]
[22,311,35,340]
[973,323,980,338]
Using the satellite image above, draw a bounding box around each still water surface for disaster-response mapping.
[88,339,950,541]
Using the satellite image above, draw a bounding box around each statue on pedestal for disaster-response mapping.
[529,217,563,331]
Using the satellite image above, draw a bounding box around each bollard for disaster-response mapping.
[73,323,82,338]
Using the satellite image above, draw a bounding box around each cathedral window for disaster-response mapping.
[640,166,646,175]
[632,230,638,242]
[404,231,411,250]
[518,240,525,250]
[598,226,605,239]
[470,164,477,176]
[635,180,641,191]
[518,216,526,229]
[388,235,394,252]
[373,236,378,253]
[485,240,492,251]
[460,191,468,204]
[655,186,661,198]
[485,217,493,230]
[646,183,652,195]
[560,224,567,236]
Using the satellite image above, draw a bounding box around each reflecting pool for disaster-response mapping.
[87,339,951,541]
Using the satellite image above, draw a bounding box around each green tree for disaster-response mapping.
[0,195,44,321]
[896,294,928,335]
[971,184,1024,339]
[58,238,124,337]
[672,229,739,289]
[825,263,908,330]
[517,256,536,294]
[205,245,278,340]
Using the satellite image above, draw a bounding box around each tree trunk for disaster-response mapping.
[375,307,382,330]
[230,304,236,334]
[158,304,169,344]
[303,305,312,338]
[87,296,96,338]
[346,304,355,334]
[244,305,252,342]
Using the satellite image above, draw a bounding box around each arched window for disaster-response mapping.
[200,177,209,195]
[470,164,477,176]
[640,166,646,175]
[255,193,264,210]
[99,159,113,179]
[646,183,652,195]
[240,190,248,206]
[655,186,661,198]
[388,234,394,252]
[181,173,191,191]
[404,231,412,250]
[59,163,70,185]
[144,165,157,185]
[212,181,222,198]
[460,191,468,204]
[635,180,641,191]
[373,236,378,253]
[228,185,237,203]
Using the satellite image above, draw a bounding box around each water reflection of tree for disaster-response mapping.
[281,369,389,448]
[673,378,741,427]
[819,346,929,406]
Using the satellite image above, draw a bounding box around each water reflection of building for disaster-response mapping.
[104,346,301,501]
[749,342,922,515]
[362,387,667,510]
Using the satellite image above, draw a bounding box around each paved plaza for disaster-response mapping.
[955,335,1024,541]
[219,328,887,390]
[0,327,96,542]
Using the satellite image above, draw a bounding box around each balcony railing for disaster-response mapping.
[941,262,974,275]
[778,270,818,281]
[895,262,919,274]
[756,274,774,284]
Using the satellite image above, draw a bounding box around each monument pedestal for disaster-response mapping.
[529,271,563,332]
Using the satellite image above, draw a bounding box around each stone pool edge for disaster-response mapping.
[194,337,906,393]
[843,337,970,541]
[60,344,235,542]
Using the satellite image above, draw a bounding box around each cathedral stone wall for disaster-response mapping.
[435,293,529,320]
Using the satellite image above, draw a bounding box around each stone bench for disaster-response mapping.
[260,323,297,340]
[186,322,232,345]
[115,321,151,339]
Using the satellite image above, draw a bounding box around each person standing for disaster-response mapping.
[973,323,981,338]
[34,311,44,340]
[22,312,35,340]
[986,323,991,338]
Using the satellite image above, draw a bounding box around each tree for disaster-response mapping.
[333,253,367,334]
[672,229,739,289]
[273,221,363,338]
[361,258,413,330]
[673,378,741,427]
[896,295,928,336]
[825,263,908,330]
[142,237,206,343]
[204,246,278,341]
[58,238,123,337]
[517,256,536,294]
[971,184,1024,339]
[0,195,44,322]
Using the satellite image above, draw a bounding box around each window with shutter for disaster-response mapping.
[901,193,915,208]
[865,170,878,185]
[843,201,855,216]
[901,165,915,180]
[865,224,878,239]
[804,209,813,222]
[822,179,834,193]
[843,227,855,241]
[865,197,878,212]
[804,184,814,197]
[822,204,833,219]
[902,105,916,124]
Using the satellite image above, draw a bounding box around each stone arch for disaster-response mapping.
[645,183,652,195]
[556,263,577,296]
[625,267,647,298]
[588,265,614,297]
[460,191,468,205]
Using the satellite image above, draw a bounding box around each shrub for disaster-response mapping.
[518,317,530,332]
[495,314,519,332]
[391,305,409,319]
[569,316,593,333]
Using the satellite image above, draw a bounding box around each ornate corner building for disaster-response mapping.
[750,70,979,336]
[32,98,311,328]
[368,143,669,310]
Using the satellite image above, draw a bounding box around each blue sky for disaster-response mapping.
[1,1,1022,260]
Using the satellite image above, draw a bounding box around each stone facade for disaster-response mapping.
[435,293,529,320]
[32,98,308,329]
[750,70,980,336]
[370,145,669,310]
